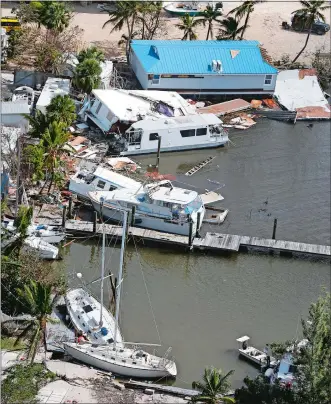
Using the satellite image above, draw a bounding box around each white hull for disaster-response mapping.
[23,236,59,260]
[65,288,123,345]
[91,200,201,236]
[64,343,177,379]
[120,141,227,156]
[239,347,277,367]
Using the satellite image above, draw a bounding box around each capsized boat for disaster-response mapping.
[23,236,59,260]
[89,180,205,236]
[64,211,177,379]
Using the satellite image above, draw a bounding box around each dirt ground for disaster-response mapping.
[2,1,330,63]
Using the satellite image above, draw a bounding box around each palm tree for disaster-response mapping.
[291,1,331,63]
[40,121,70,193]
[192,367,235,403]
[46,95,77,127]
[217,17,246,40]
[38,1,72,32]
[200,5,223,40]
[15,281,57,363]
[229,1,265,40]
[73,58,102,95]
[103,1,140,60]
[77,46,105,63]
[176,14,203,40]
[23,110,50,139]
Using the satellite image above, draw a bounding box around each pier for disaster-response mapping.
[38,218,330,259]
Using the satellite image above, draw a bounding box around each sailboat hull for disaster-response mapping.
[64,343,177,379]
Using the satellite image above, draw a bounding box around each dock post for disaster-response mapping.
[156,136,161,169]
[197,211,201,237]
[93,211,98,233]
[188,217,193,248]
[272,218,278,240]
[68,196,73,219]
[62,206,67,227]
[131,205,136,227]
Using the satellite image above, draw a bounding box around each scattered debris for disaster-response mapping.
[223,113,257,129]
[199,191,224,205]
[185,156,216,176]
[197,99,251,116]
[106,157,141,172]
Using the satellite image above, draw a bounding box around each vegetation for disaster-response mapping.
[1,363,56,404]
[77,45,105,63]
[1,337,26,351]
[13,281,57,363]
[46,95,77,127]
[73,58,102,94]
[311,47,331,90]
[229,1,265,40]
[217,17,245,40]
[192,367,235,403]
[291,1,331,63]
[200,5,223,40]
[176,14,203,40]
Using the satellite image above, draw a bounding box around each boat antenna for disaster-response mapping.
[114,209,128,350]
[99,223,106,327]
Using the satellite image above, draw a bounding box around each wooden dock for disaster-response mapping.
[38,218,330,259]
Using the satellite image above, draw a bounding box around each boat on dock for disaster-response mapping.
[89,180,205,236]
[164,2,221,16]
[236,336,277,369]
[68,166,141,201]
[110,114,228,156]
[64,211,177,379]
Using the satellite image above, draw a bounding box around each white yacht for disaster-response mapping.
[69,166,141,201]
[89,180,205,236]
[12,86,35,107]
[64,212,177,379]
[111,114,229,156]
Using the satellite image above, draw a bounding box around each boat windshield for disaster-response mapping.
[184,196,203,213]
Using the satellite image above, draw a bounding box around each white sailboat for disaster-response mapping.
[64,211,177,379]
[65,227,123,346]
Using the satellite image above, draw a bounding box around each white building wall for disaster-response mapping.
[145,74,276,92]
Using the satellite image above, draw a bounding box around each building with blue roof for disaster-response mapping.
[130,40,278,96]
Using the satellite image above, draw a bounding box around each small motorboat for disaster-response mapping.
[236,336,277,369]
[23,236,59,260]
[203,207,229,224]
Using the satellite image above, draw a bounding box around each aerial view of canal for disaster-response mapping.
[61,119,330,388]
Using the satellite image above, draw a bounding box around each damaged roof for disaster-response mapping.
[131,40,278,75]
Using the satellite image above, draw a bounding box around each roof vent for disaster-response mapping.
[211,60,217,72]
[150,45,160,59]
[216,60,223,73]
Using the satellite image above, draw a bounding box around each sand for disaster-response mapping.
[2,1,330,62]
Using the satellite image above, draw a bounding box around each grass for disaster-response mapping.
[1,363,57,404]
[0,337,26,351]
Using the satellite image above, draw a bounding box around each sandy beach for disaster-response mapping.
[3,1,330,62]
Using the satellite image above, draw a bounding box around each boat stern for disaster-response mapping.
[165,360,177,377]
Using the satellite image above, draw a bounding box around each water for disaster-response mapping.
[62,120,330,388]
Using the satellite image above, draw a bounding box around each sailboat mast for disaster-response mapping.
[99,224,106,327]
[114,210,128,349]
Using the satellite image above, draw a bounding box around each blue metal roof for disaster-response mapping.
[131,40,278,75]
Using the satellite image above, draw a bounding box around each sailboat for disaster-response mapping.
[64,210,177,379]
[65,227,123,345]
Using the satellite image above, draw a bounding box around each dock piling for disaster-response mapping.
[188,218,193,248]
[131,205,136,227]
[272,218,278,240]
[62,206,67,227]
[68,196,73,219]
[93,211,98,233]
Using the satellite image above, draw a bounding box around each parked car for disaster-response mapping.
[282,12,330,35]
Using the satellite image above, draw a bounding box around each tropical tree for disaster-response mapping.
[46,95,77,127]
[40,121,71,193]
[192,367,235,403]
[176,14,203,40]
[103,1,141,60]
[229,1,265,40]
[15,281,57,363]
[200,5,223,40]
[217,17,245,40]
[73,58,102,94]
[38,1,72,32]
[137,1,163,40]
[77,46,105,63]
[23,110,50,139]
[291,1,331,63]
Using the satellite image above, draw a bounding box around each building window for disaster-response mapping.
[196,127,207,136]
[151,74,160,85]
[264,75,272,85]
[95,102,102,114]
[97,180,106,189]
[180,129,195,138]
[149,133,159,141]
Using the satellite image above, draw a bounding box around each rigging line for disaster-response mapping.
[1,281,26,307]
[132,235,162,346]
